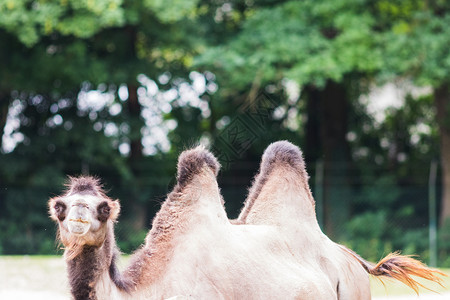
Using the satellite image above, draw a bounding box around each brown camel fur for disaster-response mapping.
[49,142,444,299]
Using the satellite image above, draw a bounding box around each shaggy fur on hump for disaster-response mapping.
[151,145,221,241]
[176,145,220,188]
[118,146,222,288]
[238,140,313,223]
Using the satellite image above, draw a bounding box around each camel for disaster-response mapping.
[49,141,444,300]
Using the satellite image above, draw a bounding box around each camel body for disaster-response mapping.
[126,229,366,299]
[49,141,442,300]
[93,225,367,299]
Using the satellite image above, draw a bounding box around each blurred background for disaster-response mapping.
[0,0,449,269]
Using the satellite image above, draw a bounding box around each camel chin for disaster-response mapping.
[68,219,91,235]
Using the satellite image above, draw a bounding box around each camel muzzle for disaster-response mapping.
[67,205,91,235]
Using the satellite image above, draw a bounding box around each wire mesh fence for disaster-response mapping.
[0,160,448,267]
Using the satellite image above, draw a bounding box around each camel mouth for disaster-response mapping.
[69,218,90,224]
[68,218,91,235]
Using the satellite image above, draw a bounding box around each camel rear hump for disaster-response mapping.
[261,141,307,174]
[255,141,312,199]
[237,141,316,226]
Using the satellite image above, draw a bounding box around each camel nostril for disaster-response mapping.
[72,202,89,208]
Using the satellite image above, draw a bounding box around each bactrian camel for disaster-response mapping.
[49,141,445,299]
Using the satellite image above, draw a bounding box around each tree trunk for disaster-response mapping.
[321,81,352,239]
[127,84,147,230]
[304,81,352,238]
[0,93,10,150]
[127,84,143,159]
[120,23,148,231]
[304,86,322,163]
[435,84,450,226]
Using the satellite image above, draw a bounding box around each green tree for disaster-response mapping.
[0,0,202,229]
[379,0,450,225]
[196,0,387,236]
[0,0,125,146]
[0,0,202,253]
[195,0,450,233]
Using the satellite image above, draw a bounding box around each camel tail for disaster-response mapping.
[340,246,446,294]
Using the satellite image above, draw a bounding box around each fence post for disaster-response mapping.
[428,159,438,267]
[315,160,324,230]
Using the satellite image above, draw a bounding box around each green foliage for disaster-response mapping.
[439,219,450,267]
[342,171,435,263]
[197,0,384,89]
[0,0,125,46]
[196,0,450,94]
[343,211,434,264]
[116,224,148,253]
[400,228,429,258]
[349,92,439,180]
[380,2,450,86]
[0,187,59,254]
[144,0,199,23]
[343,216,450,267]
[354,175,401,209]
[343,211,393,261]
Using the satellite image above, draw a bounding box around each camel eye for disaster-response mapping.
[54,201,67,221]
[97,202,111,222]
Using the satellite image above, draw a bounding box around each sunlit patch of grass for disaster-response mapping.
[371,269,450,297]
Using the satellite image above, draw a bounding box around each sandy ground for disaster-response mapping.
[373,294,450,300]
[0,256,448,300]
[0,256,70,299]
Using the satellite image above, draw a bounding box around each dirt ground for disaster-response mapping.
[374,294,450,300]
[0,256,448,300]
[0,256,69,299]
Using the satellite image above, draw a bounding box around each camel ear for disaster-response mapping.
[176,145,220,187]
[109,200,120,221]
[48,196,66,222]
[48,197,57,220]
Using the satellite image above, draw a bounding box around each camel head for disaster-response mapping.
[48,176,120,260]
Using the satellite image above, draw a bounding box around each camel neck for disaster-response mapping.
[68,245,105,300]
[66,225,128,300]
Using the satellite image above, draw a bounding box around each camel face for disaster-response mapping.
[57,194,110,236]
[49,176,120,259]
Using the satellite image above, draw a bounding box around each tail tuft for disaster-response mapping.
[370,252,446,294]
[340,246,446,294]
